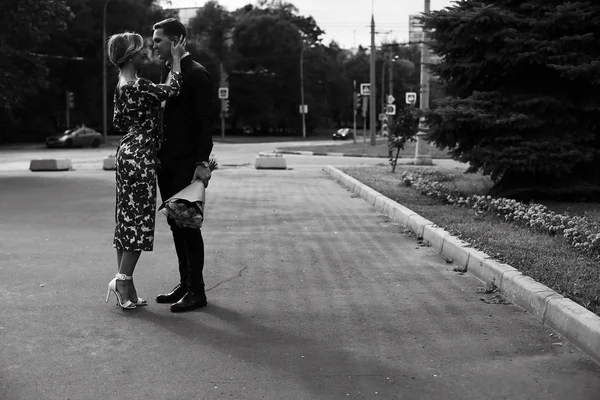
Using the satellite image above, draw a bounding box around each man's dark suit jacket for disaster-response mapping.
[159,55,214,165]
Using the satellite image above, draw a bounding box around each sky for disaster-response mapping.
[161,0,457,48]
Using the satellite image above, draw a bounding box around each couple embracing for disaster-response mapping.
[105,18,213,313]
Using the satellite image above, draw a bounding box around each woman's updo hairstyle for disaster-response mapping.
[107,32,144,68]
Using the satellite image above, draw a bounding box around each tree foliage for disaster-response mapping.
[0,0,72,111]
[422,0,600,200]
[0,0,423,142]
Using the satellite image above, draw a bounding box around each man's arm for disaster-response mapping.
[190,66,214,162]
[189,65,214,186]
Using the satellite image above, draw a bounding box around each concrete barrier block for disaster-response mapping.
[380,197,398,217]
[390,204,416,227]
[464,248,491,281]
[422,225,450,253]
[501,274,559,320]
[362,188,379,205]
[374,195,387,210]
[545,297,600,364]
[29,159,72,172]
[440,235,471,269]
[476,259,519,288]
[103,156,116,171]
[406,214,434,237]
[255,155,287,169]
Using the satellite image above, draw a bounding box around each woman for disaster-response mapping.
[105,32,185,309]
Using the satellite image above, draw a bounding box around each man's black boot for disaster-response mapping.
[170,290,207,312]
[156,284,187,304]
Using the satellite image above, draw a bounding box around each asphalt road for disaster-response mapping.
[0,138,465,172]
[0,138,382,172]
[0,142,599,399]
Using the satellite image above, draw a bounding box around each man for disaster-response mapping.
[152,18,214,312]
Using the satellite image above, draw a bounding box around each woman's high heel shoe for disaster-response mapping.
[132,297,147,306]
[106,273,136,310]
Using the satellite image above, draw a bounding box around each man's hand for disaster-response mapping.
[192,165,211,187]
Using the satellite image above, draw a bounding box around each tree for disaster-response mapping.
[189,1,235,61]
[0,0,173,142]
[422,0,600,200]
[0,0,72,137]
[218,1,330,134]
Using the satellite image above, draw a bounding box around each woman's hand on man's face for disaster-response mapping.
[171,36,186,59]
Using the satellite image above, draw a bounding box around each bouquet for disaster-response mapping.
[159,180,206,229]
[159,157,217,229]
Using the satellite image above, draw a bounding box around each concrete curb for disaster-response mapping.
[275,149,388,158]
[323,165,600,364]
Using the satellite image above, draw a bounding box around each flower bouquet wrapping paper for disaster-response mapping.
[159,180,205,229]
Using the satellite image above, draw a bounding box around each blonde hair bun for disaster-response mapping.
[107,32,144,68]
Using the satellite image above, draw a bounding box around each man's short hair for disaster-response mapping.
[153,18,187,39]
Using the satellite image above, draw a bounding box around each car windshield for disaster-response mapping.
[62,130,73,136]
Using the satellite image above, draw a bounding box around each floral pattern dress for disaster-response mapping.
[112,72,182,251]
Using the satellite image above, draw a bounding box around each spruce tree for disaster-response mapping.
[422,0,600,200]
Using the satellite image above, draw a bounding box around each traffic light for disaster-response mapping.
[355,93,361,110]
[222,99,229,113]
[68,91,75,109]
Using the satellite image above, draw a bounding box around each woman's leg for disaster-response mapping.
[118,250,141,301]
[117,249,123,271]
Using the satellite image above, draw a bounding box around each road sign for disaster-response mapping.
[386,105,396,115]
[299,104,308,114]
[405,92,417,105]
[218,87,229,99]
[360,83,370,96]
[387,94,395,104]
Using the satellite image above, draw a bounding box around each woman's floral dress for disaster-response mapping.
[112,72,182,251]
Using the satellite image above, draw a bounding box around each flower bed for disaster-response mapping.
[401,171,600,259]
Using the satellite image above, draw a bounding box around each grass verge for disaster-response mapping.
[340,165,600,316]
[278,139,453,158]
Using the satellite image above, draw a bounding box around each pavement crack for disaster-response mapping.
[206,266,249,292]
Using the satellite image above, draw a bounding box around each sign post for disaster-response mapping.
[219,63,228,138]
[383,93,395,137]
[361,95,369,143]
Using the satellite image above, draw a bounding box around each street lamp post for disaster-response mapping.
[102,0,112,143]
[414,0,433,165]
[369,15,377,146]
[300,43,307,139]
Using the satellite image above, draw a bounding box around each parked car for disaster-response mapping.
[46,126,104,148]
[333,128,353,140]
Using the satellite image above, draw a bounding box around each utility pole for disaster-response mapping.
[380,50,386,136]
[388,52,395,136]
[300,43,307,139]
[414,0,433,165]
[102,0,111,143]
[220,62,226,139]
[353,80,357,143]
[369,14,377,146]
[65,91,70,128]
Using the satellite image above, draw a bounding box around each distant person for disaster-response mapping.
[105,31,185,310]
[152,18,214,313]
